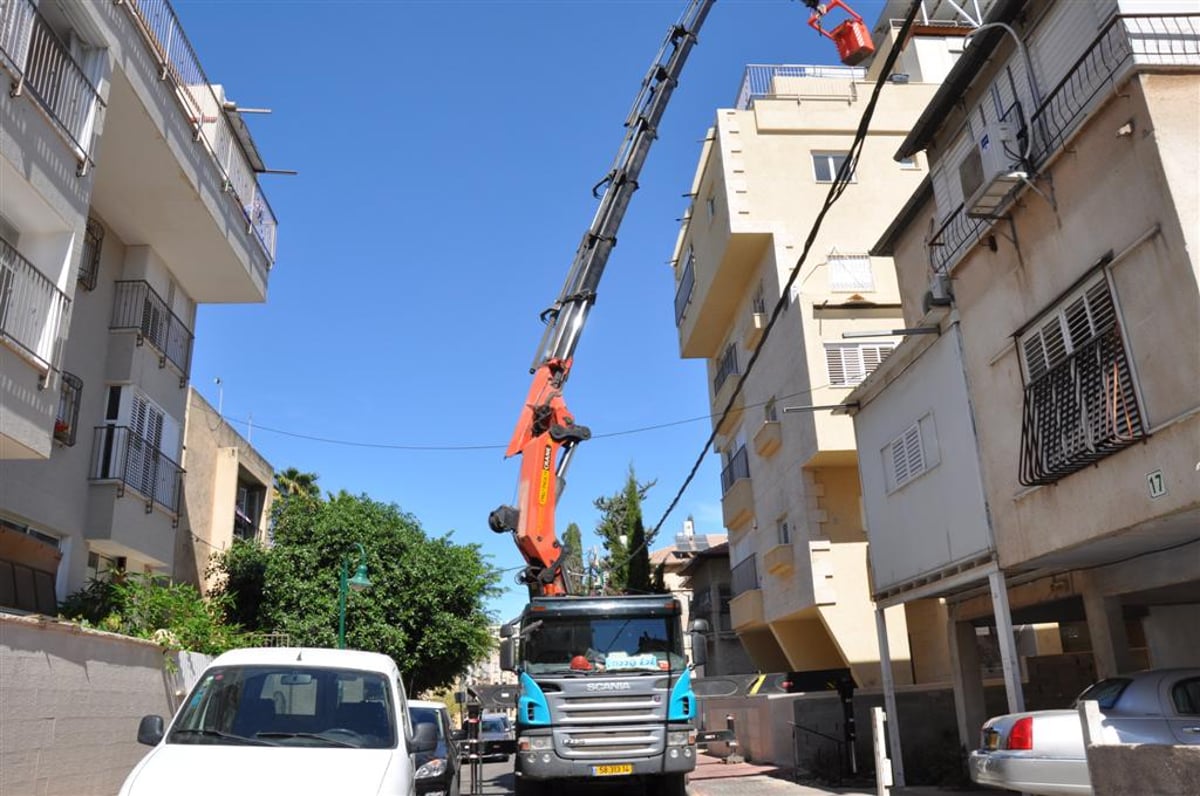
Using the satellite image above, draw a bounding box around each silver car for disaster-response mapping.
[969,668,1200,795]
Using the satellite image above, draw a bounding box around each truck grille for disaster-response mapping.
[554,693,660,724]
[554,726,663,759]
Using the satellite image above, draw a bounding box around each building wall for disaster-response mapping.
[0,614,209,796]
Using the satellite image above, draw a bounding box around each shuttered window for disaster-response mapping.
[828,254,875,292]
[1020,274,1117,383]
[890,423,925,489]
[825,342,894,387]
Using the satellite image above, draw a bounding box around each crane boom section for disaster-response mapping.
[491,0,715,597]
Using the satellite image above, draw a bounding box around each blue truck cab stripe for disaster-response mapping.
[668,667,695,721]
[518,671,551,726]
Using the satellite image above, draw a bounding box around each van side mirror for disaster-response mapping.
[499,622,515,639]
[137,715,165,746]
[499,637,516,673]
[411,721,438,754]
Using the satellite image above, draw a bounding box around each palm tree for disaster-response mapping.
[274,468,320,499]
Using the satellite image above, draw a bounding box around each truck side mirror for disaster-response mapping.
[499,638,516,672]
[137,715,165,746]
[499,622,515,639]
[688,618,710,634]
[690,634,708,668]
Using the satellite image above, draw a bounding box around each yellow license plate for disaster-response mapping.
[592,764,633,777]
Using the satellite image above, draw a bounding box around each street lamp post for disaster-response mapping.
[337,542,372,650]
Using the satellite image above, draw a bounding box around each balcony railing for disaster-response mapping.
[0,0,103,168]
[674,252,695,326]
[55,371,82,447]
[0,236,70,371]
[720,445,750,495]
[110,280,193,378]
[90,425,183,514]
[1030,14,1200,165]
[77,219,104,291]
[119,0,277,262]
[730,555,759,597]
[1019,327,1146,487]
[734,64,864,110]
[713,343,739,394]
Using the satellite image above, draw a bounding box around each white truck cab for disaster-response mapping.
[119,647,436,796]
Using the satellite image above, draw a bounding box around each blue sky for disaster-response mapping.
[176,0,888,622]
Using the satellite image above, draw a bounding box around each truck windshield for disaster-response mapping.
[522,615,684,675]
[168,665,396,748]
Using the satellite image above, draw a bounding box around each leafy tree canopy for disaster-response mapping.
[561,522,584,595]
[211,489,500,693]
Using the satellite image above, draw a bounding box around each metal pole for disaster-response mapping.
[337,557,348,649]
[874,608,905,786]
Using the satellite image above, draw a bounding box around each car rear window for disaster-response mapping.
[1075,678,1132,710]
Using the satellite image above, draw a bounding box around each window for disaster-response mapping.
[825,342,894,387]
[764,397,778,423]
[828,254,875,292]
[706,194,716,220]
[1074,678,1131,711]
[751,283,766,314]
[776,518,791,545]
[899,155,920,170]
[1020,274,1118,383]
[812,151,854,183]
[884,414,940,492]
[77,218,103,291]
[86,550,118,581]
[1171,678,1200,716]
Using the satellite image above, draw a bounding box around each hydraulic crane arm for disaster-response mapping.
[489,0,716,597]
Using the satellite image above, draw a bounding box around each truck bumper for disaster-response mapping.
[516,729,696,781]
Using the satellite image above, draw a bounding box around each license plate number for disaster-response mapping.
[592,764,633,777]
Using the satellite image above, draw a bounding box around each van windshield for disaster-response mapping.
[169,665,396,748]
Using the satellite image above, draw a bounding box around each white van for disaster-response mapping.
[119,647,436,796]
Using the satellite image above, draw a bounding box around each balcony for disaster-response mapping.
[110,280,193,381]
[729,555,763,630]
[929,14,1200,275]
[734,64,864,110]
[1019,327,1146,487]
[753,419,782,458]
[764,543,794,577]
[720,446,753,531]
[711,344,745,436]
[0,235,69,372]
[90,425,183,515]
[0,0,104,169]
[54,372,82,447]
[674,251,695,326]
[743,309,766,350]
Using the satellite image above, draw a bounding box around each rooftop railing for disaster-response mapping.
[0,236,70,371]
[734,64,864,110]
[120,0,277,262]
[0,0,103,168]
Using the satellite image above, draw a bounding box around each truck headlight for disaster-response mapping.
[518,736,552,751]
[667,731,695,747]
[416,758,446,779]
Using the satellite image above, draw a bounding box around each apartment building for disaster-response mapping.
[668,4,979,692]
[0,0,277,611]
[174,388,274,591]
[648,518,727,664]
[846,0,1199,759]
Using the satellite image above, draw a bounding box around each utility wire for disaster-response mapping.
[640,0,926,557]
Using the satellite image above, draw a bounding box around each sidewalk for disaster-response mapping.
[688,753,983,796]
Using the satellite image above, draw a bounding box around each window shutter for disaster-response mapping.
[826,345,848,386]
[829,255,875,292]
[903,424,925,477]
[891,436,910,486]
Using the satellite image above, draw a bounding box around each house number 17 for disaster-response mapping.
[1147,470,1167,499]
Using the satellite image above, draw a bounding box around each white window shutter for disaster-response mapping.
[826,345,848,386]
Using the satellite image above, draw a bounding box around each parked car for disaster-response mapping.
[119,647,436,796]
[409,700,460,796]
[969,668,1200,796]
[479,713,514,762]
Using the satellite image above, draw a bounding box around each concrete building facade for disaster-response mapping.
[0,0,276,611]
[668,5,977,691]
[174,388,274,591]
[846,0,1200,770]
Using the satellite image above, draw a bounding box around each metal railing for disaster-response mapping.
[77,219,103,291]
[926,202,988,276]
[110,280,193,377]
[1018,327,1145,487]
[1030,14,1200,165]
[0,236,70,370]
[730,554,759,597]
[674,252,695,326]
[734,64,864,110]
[713,343,739,394]
[55,371,82,447]
[119,0,277,262]
[720,445,750,495]
[90,425,183,514]
[0,0,103,166]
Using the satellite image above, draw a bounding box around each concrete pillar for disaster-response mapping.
[988,570,1025,714]
[947,617,988,750]
[1081,575,1133,679]
[874,608,905,787]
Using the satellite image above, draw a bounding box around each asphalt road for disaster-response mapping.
[460,759,668,796]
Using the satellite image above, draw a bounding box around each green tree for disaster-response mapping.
[211,490,500,692]
[561,522,584,595]
[273,467,321,500]
[593,466,656,594]
[206,538,270,630]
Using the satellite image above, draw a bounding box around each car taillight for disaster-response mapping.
[1006,716,1033,750]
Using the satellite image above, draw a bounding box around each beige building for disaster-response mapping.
[847,0,1200,765]
[648,518,727,665]
[174,388,274,591]
[0,0,276,610]
[668,6,975,691]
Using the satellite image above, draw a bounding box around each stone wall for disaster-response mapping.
[0,613,210,796]
[1087,745,1200,796]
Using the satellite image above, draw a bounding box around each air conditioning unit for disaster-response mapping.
[959,121,1027,218]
